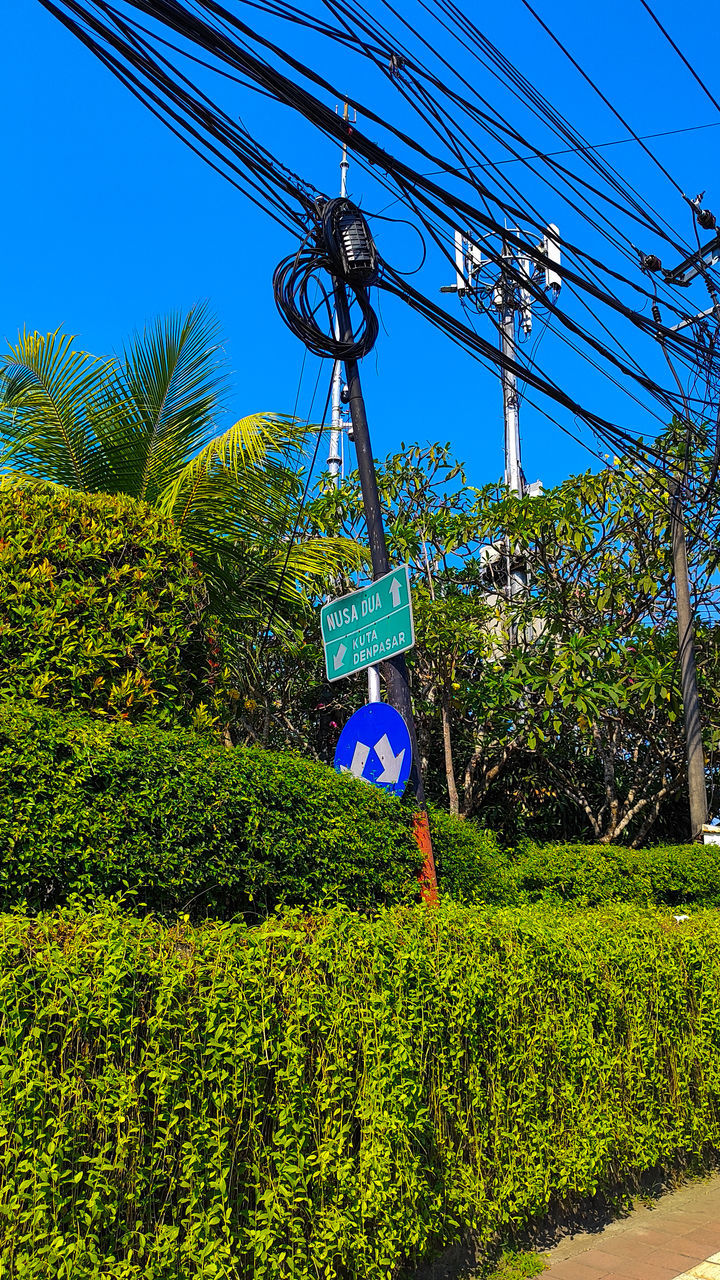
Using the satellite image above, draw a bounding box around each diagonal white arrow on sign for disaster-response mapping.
[374,733,406,784]
[340,741,370,780]
[389,578,402,607]
[333,642,347,670]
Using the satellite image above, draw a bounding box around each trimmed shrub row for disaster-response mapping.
[513,839,720,908]
[427,819,720,910]
[0,700,422,918]
[428,805,510,901]
[1,697,718,917]
[1,900,719,1278]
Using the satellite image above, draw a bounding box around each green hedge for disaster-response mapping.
[513,840,720,907]
[434,834,720,910]
[428,807,510,902]
[0,700,421,918]
[0,482,220,725]
[426,821,720,912]
[5,691,718,918]
[1,900,719,1279]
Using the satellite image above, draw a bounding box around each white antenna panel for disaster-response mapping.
[544,223,562,291]
[519,253,533,335]
[454,229,467,293]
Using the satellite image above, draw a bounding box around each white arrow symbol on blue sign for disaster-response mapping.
[374,734,405,784]
[390,578,402,607]
[347,741,370,778]
[341,735,405,785]
[334,702,412,798]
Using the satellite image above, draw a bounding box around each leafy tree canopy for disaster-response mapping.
[251,441,720,845]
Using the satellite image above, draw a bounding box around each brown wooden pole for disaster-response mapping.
[669,481,708,839]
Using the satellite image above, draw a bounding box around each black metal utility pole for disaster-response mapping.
[334,280,437,897]
[669,480,708,839]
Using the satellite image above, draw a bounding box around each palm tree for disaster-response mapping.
[0,305,360,644]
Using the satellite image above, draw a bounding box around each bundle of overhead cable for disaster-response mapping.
[38,0,720,476]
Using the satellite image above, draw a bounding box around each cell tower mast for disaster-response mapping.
[443,223,561,499]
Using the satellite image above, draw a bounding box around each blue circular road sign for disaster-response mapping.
[333,702,413,798]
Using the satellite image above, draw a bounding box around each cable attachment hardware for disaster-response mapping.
[273,198,380,360]
[639,251,663,275]
[688,192,717,231]
[317,197,379,285]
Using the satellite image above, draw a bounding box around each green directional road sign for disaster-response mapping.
[320,565,415,682]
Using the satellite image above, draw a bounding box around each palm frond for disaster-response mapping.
[0,329,117,491]
[167,465,365,625]
[155,413,313,532]
[0,311,359,643]
[95,302,227,504]
[197,533,366,630]
[175,410,311,477]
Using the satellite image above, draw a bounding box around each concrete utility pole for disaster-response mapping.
[649,246,712,839]
[499,240,523,501]
[669,480,708,839]
[443,225,559,630]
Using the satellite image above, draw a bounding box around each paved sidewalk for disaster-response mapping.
[542,1174,720,1280]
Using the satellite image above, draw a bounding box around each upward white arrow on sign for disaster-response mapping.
[374,734,406,784]
[389,578,402,607]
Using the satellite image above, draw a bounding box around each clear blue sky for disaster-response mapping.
[3,0,719,491]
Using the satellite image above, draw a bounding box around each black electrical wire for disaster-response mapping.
[339,112,711,407]
[369,211,428,275]
[313,0,701,345]
[386,0,695,251]
[381,259,669,455]
[515,0,686,200]
[381,0,716,342]
[184,0,713,242]
[145,0,715,343]
[39,0,720,464]
[366,64,710,401]
[311,0,720,340]
[383,174,703,428]
[637,0,720,118]
[40,0,317,233]
[193,0,717,535]
[424,121,720,173]
[127,0,707,404]
[32,0,720,552]
[464,349,720,570]
[60,0,706,348]
[85,0,697,314]
[259,371,334,654]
